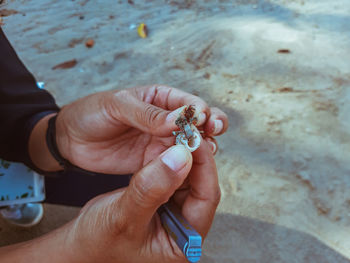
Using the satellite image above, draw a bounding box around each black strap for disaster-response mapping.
[46,115,111,176]
[46,115,66,168]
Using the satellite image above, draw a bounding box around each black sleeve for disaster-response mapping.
[0,27,60,167]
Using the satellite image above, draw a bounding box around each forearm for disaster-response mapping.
[28,113,63,172]
[0,222,83,263]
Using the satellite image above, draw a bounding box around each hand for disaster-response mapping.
[69,140,220,263]
[0,143,220,263]
[55,85,228,174]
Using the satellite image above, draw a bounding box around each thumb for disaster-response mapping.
[118,145,192,228]
[110,92,185,136]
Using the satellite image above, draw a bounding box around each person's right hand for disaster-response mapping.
[62,140,220,263]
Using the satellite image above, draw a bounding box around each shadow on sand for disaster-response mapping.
[202,213,350,263]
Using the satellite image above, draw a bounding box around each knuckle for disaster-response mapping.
[111,207,128,236]
[101,92,122,122]
[141,104,163,129]
[132,174,168,208]
[132,176,151,204]
[106,196,131,237]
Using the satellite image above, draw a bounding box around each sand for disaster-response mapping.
[1,0,350,262]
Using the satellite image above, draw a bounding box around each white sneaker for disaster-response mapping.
[0,203,44,227]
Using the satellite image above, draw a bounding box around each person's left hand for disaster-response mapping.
[55,85,228,174]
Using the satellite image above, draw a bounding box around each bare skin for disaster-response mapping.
[1,143,220,263]
[55,85,228,174]
[2,85,228,263]
[29,85,228,174]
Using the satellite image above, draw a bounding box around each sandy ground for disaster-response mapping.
[1,0,350,262]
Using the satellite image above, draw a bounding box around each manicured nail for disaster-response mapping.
[161,145,190,172]
[214,120,223,134]
[166,106,186,124]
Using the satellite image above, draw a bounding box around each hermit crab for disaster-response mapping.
[172,105,201,152]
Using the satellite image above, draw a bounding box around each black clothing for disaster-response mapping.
[0,28,59,169]
[0,28,131,207]
[45,173,131,206]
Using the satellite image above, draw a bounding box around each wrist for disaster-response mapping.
[28,113,63,172]
[0,221,86,263]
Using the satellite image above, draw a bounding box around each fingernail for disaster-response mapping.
[208,140,217,154]
[166,106,186,124]
[198,112,206,125]
[161,145,190,172]
[214,120,223,134]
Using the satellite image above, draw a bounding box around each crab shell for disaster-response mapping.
[175,125,201,152]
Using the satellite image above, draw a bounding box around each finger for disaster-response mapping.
[106,90,173,136]
[108,86,211,136]
[181,140,221,238]
[135,85,210,125]
[171,187,190,208]
[203,107,229,136]
[117,145,192,230]
[171,138,217,207]
[161,86,210,126]
[135,85,211,126]
[204,137,218,155]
